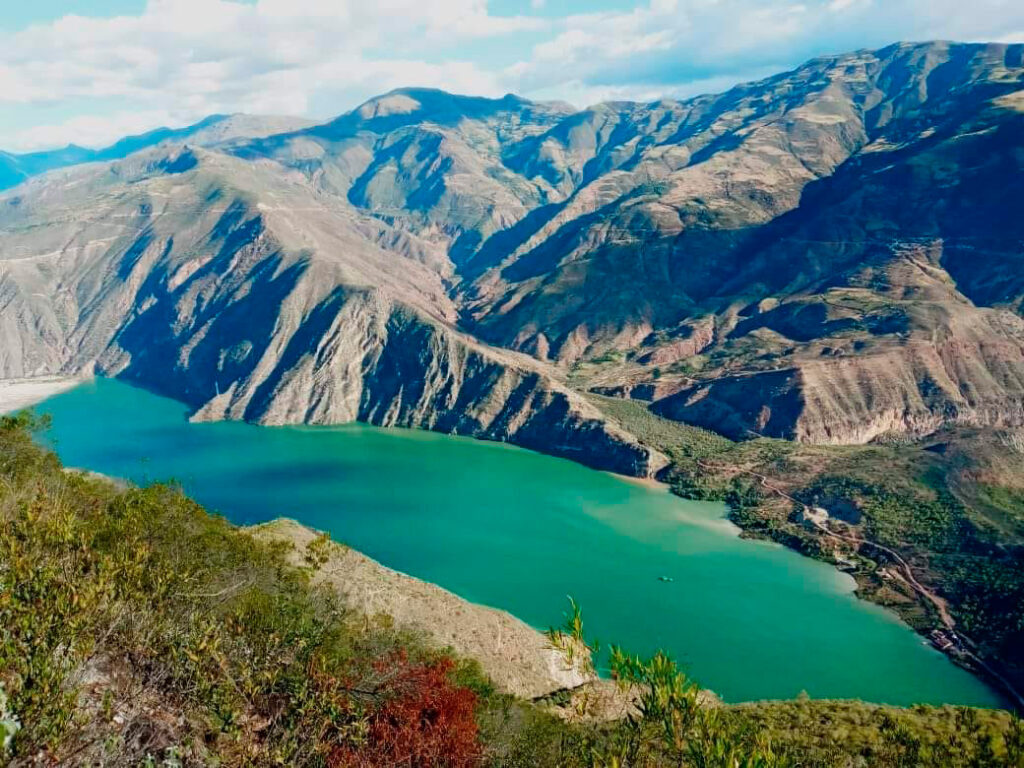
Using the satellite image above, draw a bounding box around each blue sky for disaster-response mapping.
[1,0,1022,152]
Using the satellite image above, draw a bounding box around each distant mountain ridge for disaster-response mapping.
[0,113,315,191]
[1,40,1023,469]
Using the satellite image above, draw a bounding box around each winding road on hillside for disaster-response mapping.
[697,458,1024,709]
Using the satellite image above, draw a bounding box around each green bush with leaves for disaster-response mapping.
[538,600,789,767]
[0,686,19,756]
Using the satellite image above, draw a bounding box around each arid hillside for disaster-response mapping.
[1,41,1023,462]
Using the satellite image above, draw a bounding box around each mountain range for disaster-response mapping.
[0,114,314,191]
[2,40,1023,475]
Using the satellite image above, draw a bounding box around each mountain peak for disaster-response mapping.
[355,87,537,119]
[356,90,426,119]
[310,88,563,142]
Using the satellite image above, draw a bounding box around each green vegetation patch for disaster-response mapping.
[797,475,970,552]
[974,483,1024,536]
[587,394,733,462]
[3,411,1023,767]
[0,411,487,766]
[734,699,1021,767]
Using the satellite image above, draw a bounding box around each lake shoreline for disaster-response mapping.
[0,375,87,414]
[22,376,1007,708]
[610,472,669,491]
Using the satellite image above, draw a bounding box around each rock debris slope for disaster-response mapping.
[256,519,594,699]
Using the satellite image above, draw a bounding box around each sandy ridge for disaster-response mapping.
[254,518,595,699]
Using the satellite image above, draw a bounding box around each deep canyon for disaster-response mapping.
[2,38,1024,710]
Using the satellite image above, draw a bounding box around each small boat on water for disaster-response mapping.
[658,576,674,583]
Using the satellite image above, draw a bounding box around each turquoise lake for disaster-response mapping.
[26,377,1002,707]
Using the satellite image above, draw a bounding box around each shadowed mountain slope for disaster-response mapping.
[0,145,660,475]
[2,41,1023,461]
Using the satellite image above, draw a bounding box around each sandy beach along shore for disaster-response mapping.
[0,376,83,415]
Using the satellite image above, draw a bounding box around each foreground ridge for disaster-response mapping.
[1,412,1022,766]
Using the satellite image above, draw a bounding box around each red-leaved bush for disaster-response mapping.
[329,653,481,767]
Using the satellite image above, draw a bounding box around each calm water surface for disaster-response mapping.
[29,378,1002,706]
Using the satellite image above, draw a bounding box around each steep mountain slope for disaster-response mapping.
[0,146,661,475]
[1,40,1022,461]
[233,89,575,264]
[649,90,1024,442]
[464,41,1024,444]
[463,42,1023,350]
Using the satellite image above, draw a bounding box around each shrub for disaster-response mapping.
[328,654,480,767]
[0,411,483,766]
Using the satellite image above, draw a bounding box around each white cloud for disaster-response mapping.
[0,0,542,150]
[1,0,1022,151]
[828,0,870,11]
[507,0,1024,101]
[12,110,177,152]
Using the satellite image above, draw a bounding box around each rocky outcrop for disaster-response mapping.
[655,308,1024,443]
[637,319,716,367]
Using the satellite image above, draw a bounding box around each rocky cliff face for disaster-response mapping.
[0,146,661,475]
[1,41,1023,459]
